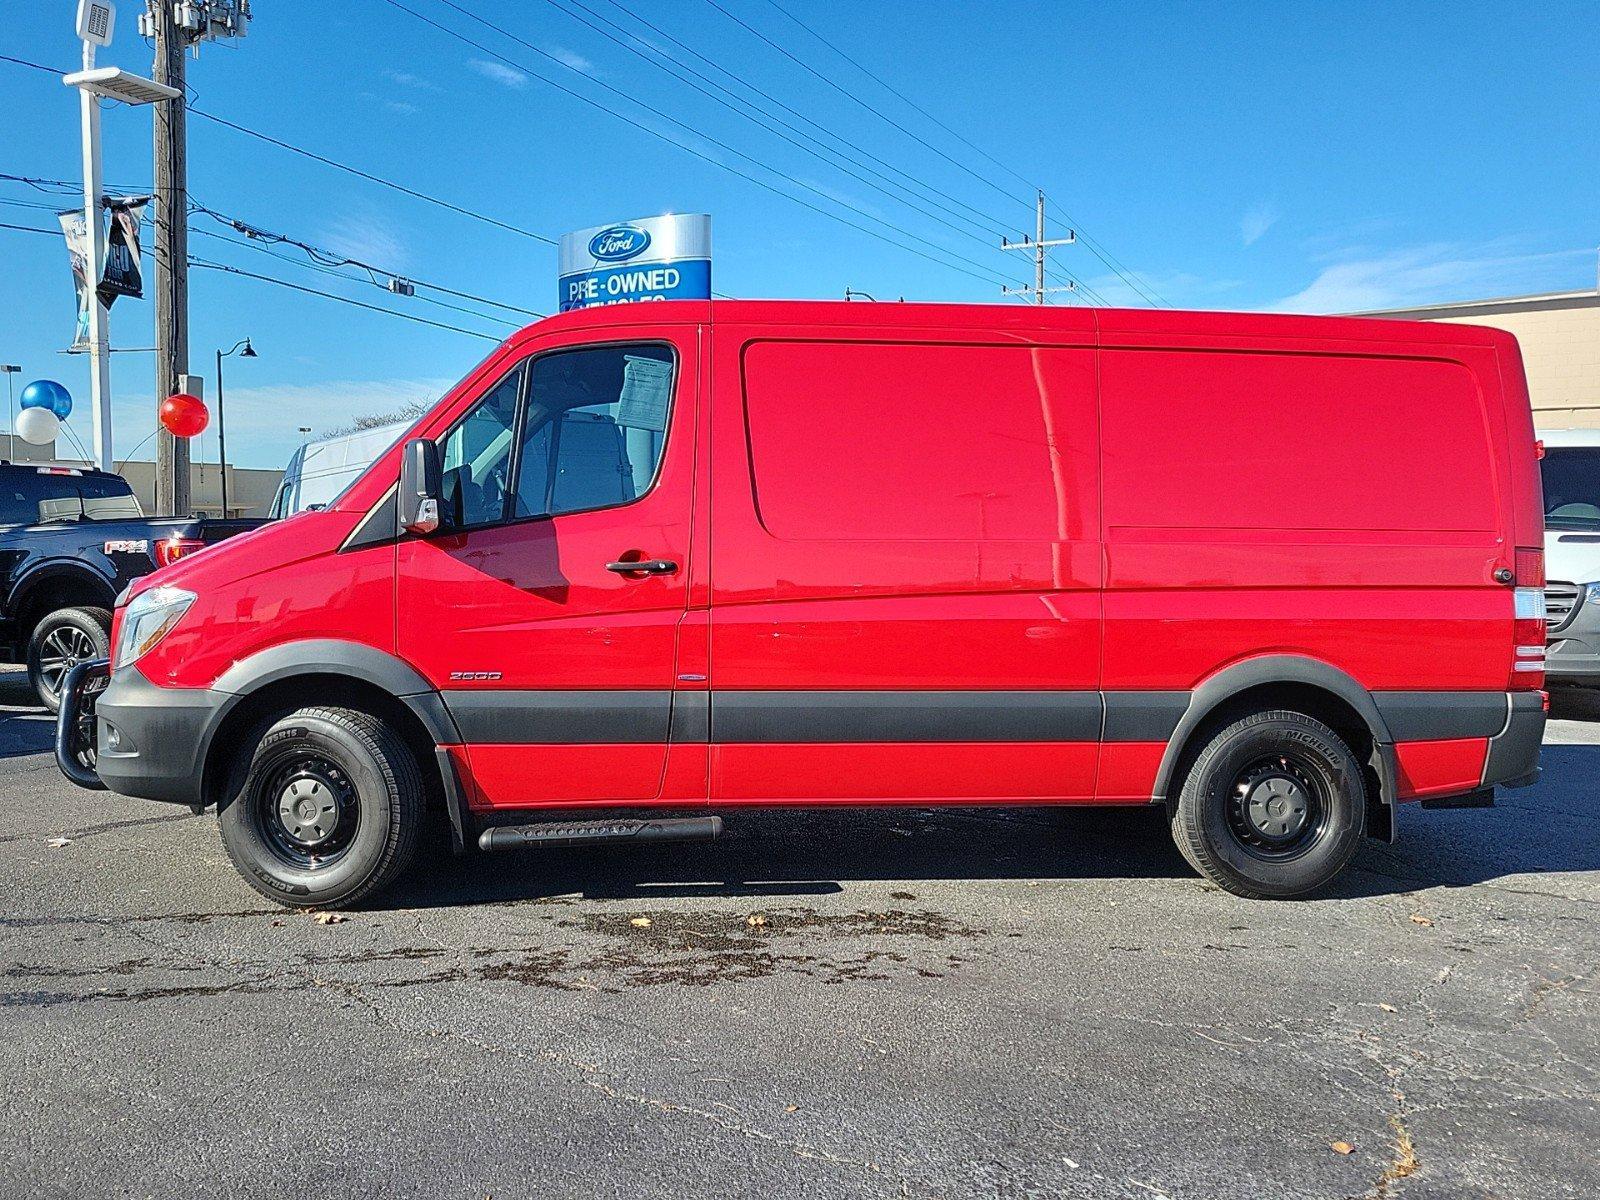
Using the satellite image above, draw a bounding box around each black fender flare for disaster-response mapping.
[207,640,469,848]
[1150,655,1398,839]
[210,638,462,746]
[7,561,116,625]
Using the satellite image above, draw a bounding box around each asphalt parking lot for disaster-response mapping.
[0,672,1594,1200]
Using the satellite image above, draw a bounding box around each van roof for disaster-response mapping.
[520,299,1509,350]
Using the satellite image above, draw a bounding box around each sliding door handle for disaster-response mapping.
[606,558,679,576]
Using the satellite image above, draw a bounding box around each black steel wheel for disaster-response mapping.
[1171,709,1367,898]
[254,754,362,870]
[218,706,425,908]
[1225,753,1329,861]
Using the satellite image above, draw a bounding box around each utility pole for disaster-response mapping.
[150,1,189,515]
[145,0,251,515]
[1001,190,1077,304]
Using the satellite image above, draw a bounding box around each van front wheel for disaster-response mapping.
[218,706,424,909]
[1170,710,1366,899]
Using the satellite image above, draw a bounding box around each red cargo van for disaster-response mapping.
[58,301,1547,906]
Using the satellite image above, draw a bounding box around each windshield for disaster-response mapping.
[1542,447,1600,530]
[0,470,142,525]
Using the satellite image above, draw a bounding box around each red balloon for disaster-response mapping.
[160,392,209,438]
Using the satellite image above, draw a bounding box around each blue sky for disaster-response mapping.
[2,1,1596,468]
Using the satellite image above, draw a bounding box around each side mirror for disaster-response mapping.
[398,438,442,535]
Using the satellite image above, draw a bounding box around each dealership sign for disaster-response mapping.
[558,213,711,312]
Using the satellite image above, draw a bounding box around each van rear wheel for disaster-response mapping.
[1170,710,1366,899]
[218,706,424,909]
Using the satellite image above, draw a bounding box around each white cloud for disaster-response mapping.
[317,213,408,271]
[385,69,441,93]
[384,99,418,116]
[468,59,530,89]
[1270,241,1591,313]
[1241,200,1279,247]
[546,45,593,74]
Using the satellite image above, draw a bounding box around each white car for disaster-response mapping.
[1539,429,1600,685]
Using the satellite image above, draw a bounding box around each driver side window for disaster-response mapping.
[438,365,523,528]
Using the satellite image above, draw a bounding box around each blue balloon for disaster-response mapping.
[19,380,72,420]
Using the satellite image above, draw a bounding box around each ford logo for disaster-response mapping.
[588,225,651,262]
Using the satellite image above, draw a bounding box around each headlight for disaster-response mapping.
[113,586,195,673]
[1585,583,1600,606]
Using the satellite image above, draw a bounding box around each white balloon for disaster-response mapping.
[16,406,60,446]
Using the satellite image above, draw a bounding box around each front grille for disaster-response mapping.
[1546,582,1580,631]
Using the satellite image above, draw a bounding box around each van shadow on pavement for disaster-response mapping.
[383,744,1600,910]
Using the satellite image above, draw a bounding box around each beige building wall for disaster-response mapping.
[0,439,281,517]
[1361,291,1600,430]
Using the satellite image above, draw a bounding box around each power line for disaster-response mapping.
[760,0,1041,197]
[719,2,1172,308]
[189,224,518,328]
[188,257,501,341]
[700,0,1036,222]
[1065,228,1170,307]
[0,53,57,76]
[186,108,559,248]
[551,0,1011,246]
[187,201,543,319]
[384,0,1021,291]
[0,219,506,341]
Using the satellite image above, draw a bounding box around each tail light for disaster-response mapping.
[1511,545,1546,689]
[155,535,205,567]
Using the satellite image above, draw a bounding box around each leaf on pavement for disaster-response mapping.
[630,917,652,928]
[46,837,71,849]
[1330,1141,1355,1155]
[313,912,347,925]
[1409,915,1434,927]
[746,913,768,927]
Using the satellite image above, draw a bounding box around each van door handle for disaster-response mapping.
[606,558,678,576]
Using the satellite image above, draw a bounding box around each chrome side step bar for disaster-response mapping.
[477,815,723,852]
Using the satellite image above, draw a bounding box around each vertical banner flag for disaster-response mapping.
[57,209,92,352]
[558,213,711,312]
[56,198,148,350]
[99,198,148,307]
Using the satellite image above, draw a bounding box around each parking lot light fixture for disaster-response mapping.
[215,338,256,517]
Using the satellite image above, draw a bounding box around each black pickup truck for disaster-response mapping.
[0,462,263,709]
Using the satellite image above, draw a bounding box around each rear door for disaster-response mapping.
[397,325,700,808]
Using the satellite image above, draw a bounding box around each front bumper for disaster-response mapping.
[1547,583,1600,684]
[62,665,227,805]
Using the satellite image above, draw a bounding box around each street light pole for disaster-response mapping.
[62,3,180,471]
[215,337,255,517]
[77,41,112,470]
